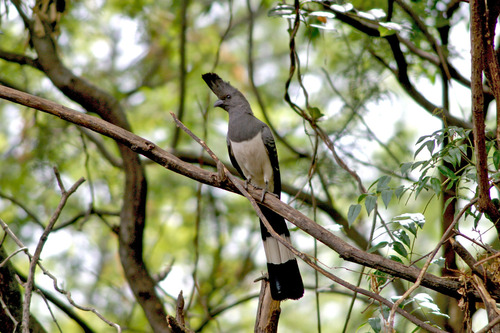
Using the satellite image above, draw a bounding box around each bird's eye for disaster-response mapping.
[225,94,231,99]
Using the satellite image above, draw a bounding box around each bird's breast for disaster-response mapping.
[230,133,274,191]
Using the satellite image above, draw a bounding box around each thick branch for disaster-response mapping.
[0,85,494,303]
[470,0,500,229]
[0,49,41,69]
[8,2,170,329]
[321,3,473,129]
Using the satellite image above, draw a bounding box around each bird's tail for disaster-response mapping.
[259,205,304,301]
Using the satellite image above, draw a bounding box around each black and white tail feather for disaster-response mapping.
[202,72,304,301]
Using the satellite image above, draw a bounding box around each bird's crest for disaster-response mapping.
[202,72,239,99]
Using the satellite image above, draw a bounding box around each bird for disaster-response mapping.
[202,72,304,301]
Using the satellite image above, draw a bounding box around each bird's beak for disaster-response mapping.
[214,99,224,108]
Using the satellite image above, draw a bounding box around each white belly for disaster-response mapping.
[230,133,274,192]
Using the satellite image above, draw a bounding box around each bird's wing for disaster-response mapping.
[261,125,281,197]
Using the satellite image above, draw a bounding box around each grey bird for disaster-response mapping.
[202,72,304,301]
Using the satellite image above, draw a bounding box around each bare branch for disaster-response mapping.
[0,218,119,331]
[171,0,190,149]
[77,127,123,169]
[255,280,280,333]
[0,49,41,69]
[470,0,500,232]
[22,170,85,333]
[471,275,500,333]
[0,84,495,304]
[0,191,44,228]
[170,113,446,333]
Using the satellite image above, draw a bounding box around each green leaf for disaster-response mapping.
[367,241,388,253]
[377,175,391,192]
[377,22,402,37]
[415,176,430,197]
[378,25,396,37]
[347,204,361,226]
[404,221,418,235]
[426,140,435,155]
[450,147,462,167]
[437,165,457,180]
[414,141,429,158]
[416,134,431,145]
[308,11,336,19]
[372,270,388,286]
[268,4,295,17]
[411,160,425,171]
[381,189,392,208]
[330,3,354,13]
[413,293,448,317]
[392,213,425,235]
[365,195,377,215]
[379,22,403,31]
[393,229,411,247]
[392,241,408,257]
[389,254,404,264]
[368,317,381,333]
[442,154,457,168]
[429,177,441,195]
[394,185,406,199]
[358,193,368,203]
[494,150,500,170]
[307,106,324,120]
[400,162,413,175]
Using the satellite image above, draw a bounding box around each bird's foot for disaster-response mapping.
[260,188,267,202]
[244,177,251,190]
[260,180,272,202]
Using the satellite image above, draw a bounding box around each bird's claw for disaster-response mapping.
[260,188,267,202]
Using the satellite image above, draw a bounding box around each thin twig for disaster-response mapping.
[0,217,121,332]
[0,191,45,228]
[471,275,500,333]
[246,0,307,158]
[387,198,478,330]
[171,0,190,149]
[170,112,445,333]
[0,247,29,268]
[22,169,85,333]
[0,295,19,331]
[211,0,233,71]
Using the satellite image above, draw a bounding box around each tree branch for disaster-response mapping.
[8,2,170,329]
[22,169,85,333]
[0,84,494,304]
[470,0,500,232]
[0,49,41,69]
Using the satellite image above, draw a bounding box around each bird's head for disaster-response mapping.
[202,73,250,113]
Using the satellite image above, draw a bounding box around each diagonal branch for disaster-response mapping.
[1,218,120,332]
[22,168,85,333]
[0,84,496,303]
[170,113,446,333]
[8,2,169,330]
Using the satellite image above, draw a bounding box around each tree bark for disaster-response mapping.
[255,279,281,333]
